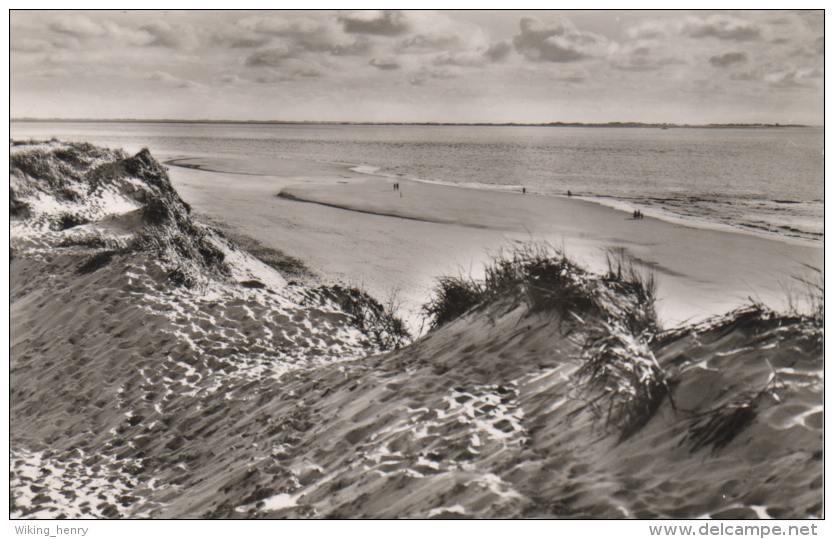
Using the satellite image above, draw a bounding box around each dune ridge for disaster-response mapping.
[10,141,822,519]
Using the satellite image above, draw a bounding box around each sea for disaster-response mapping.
[10,121,824,243]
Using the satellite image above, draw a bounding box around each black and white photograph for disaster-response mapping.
[9,8,824,525]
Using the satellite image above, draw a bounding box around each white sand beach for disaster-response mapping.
[163,154,823,330]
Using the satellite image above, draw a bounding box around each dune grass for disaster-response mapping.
[12,141,228,287]
[317,285,411,350]
[10,140,127,193]
[423,244,657,332]
[425,243,667,440]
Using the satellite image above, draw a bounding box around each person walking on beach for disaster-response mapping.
[567,190,572,197]
[522,187,526,195]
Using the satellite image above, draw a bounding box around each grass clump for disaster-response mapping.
[321,285,411,350]
[423,276,483,328]
[782,264,824,325]
[10,140,127,194]
[576,321,671,441]
[423,244,657,333]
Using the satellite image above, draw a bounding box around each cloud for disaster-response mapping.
[764,68,822,88]
[513,17,608,63]
[176,80,205,90]
[248,60,327,82]
[370,57,400,70]
[48,15,107,37]
[431,50,497,68]
[141,21,201,49]
[684,15,761,41]
[245,43,298,67]
[11,38,52,53]
[485,40,513,62]
[709,51,748,68]
[235,15,373,58]
[331,37,373,56]
[16,67,70,79]
[339,10,409,36]
[220,73,243,84]
[609,40,687,71]
[628,14,762,42]
[145,71,180,83]
[213,26,271,49]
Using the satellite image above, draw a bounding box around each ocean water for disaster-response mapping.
[10,121,823,242]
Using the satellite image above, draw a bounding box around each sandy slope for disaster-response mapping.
[10,142,822,519]
[162,155,823,330]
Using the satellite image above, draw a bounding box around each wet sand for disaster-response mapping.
[164,154,822,330]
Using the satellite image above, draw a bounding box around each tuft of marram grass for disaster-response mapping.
[318,285,411,351]
[423,244,658,333]
[576,320,671,441]
[422,275,484,329]
[782,264,823,325]
[425,243,670,440]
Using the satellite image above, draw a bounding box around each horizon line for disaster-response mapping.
[10,118,816,128]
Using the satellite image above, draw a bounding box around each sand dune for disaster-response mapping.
[10,141,822,519]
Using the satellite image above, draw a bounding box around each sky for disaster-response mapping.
[9,9,825,124]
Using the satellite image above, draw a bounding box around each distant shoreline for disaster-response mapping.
[9,118,814,129]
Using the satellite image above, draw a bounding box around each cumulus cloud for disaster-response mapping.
[513,17,608,63]
[685,15,762,41]
[238,16,342,51]
[48,15,107,37]
[141,21,201,49]
[627,14,762,42]
[213,25,271,49]
[709,51,748,68]
[331,37,373,56]
[370,57,400,70]
[339,10,409,36]
[485,40,513,62]
[234,16,373,59]
[245,43,298,67]
[431,51,489,68]
[392,11,487,54]
[608,40,687,71]
[764,68,822,88]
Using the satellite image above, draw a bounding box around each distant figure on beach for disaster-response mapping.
[522,187,526,195]
[633,209,643,220]
[567,190,572,197]
[394,182,399,191]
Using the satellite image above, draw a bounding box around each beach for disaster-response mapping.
[163,154,823,331]
[10,141,822,519]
